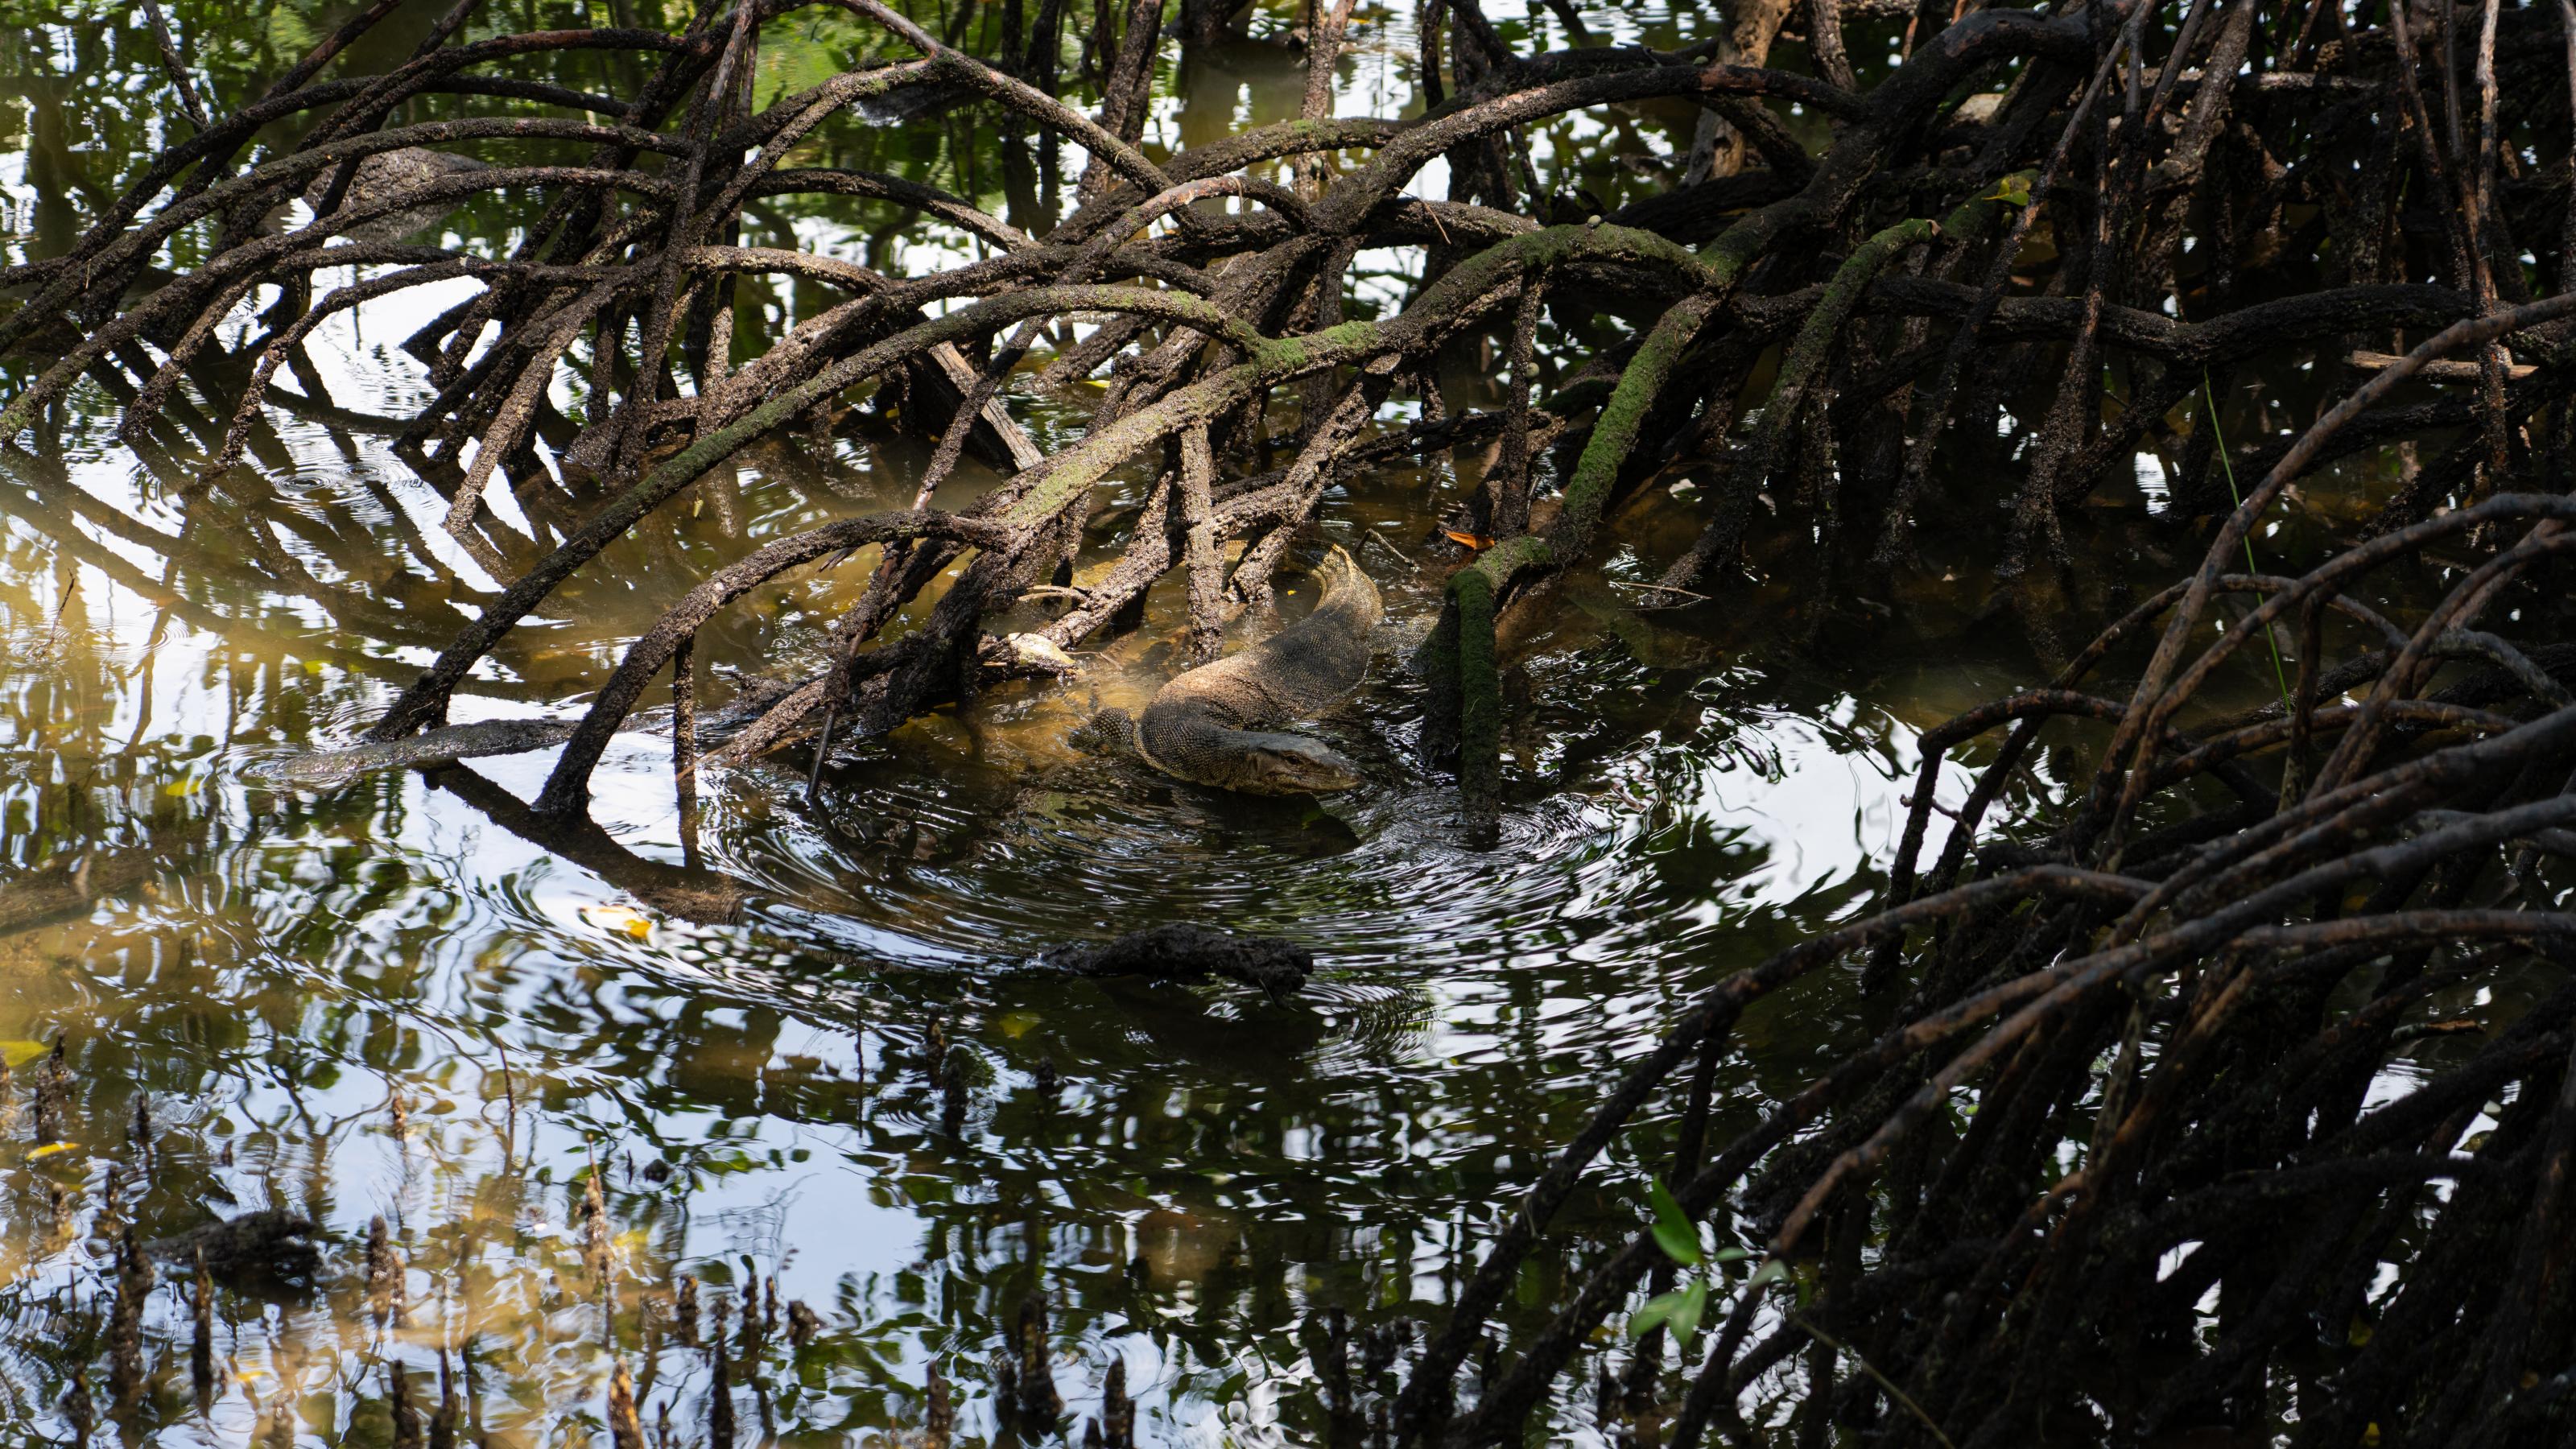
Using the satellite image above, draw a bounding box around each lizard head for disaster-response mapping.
[1224,731,1364,795]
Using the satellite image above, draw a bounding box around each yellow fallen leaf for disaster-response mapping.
[996,1011,1042,1039]
[581,905,655,940]
[1445,530,1493,550]
[0,1040,46,1068]
[29,1141,80,1160]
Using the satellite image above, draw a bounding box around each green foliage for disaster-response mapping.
[263,6,316,57]
[1629,1278,1707,1343]
[1647,1177,1700,1266]
[757,10,877,109]
[1630,1181,1770,1343]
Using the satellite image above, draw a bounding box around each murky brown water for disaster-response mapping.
[0,2,2430,1444]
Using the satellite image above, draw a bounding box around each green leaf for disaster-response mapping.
[1710,1246,1754,1265]
[1627,1291,1678,1340]
[1747,1258,1792,1290]
[1647,1179,1702,1266]
[1666,1279,1709,1344]
[1632,1278,1714,1344]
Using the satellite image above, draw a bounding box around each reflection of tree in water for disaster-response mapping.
[0,379,1799,1434]
[0,836,1807,1443]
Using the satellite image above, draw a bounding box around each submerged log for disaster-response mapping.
[1034,923,1314,997]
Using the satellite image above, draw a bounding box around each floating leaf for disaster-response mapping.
[580,904,655,940]
[28,1141,80,1160]
[1647,1179,1701,1267]
[0,1040,45,1068]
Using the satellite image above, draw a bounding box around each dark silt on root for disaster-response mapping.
[145,1209,320,1288]
[1034,923,1315,999]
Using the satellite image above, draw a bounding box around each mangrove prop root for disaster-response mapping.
[32,0,2559,818]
